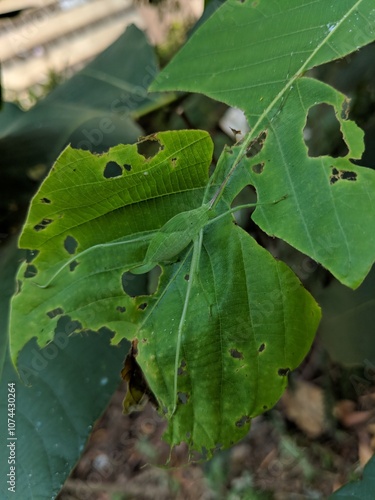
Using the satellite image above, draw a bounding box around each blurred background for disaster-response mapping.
[0,0,203,105]
[1,1,375,498]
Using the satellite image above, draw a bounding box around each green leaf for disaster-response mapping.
[10,130,213,361]
[330,455,375,499]
[134,214,320,454]
[151,0,375,120]
[0,240,128,500]
[10,128,320,457]
[151,0,375,288]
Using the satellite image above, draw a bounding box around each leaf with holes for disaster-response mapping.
[10,125,320,457]
[151,0,375,288]
[10,130,213,360]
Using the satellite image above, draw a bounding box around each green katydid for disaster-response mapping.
[33,195,287,289]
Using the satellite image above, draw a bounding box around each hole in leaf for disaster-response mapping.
[246,131,267,158]
[263,405,268,410]
[178,359,187,376]
[26,249,39,263]
[40,197,51,204]
[304,103,349,157]
[341,170,357,181]
[137,137,160,158]
[121,340,159,413]
[64,235,78,255]
[171,157,178,168]
[34,218,53,231]
[69,260,79,272]
[278,367,290,377]
[117,306,126,313]
[252,162,264,174]
[46,307,64,319]
[56,315,82,335]
[121,272,137,296]
[258,343,266,352]
[184,274,190,281]
[230,348,244,359]
[230,185,257,227]
[138,302,148,311]
[123,163,132,172]
[103,161,122,178]
[178,392,189,404]
[24,264,38,278]
[329,166,357,185]
[235,415,251,428]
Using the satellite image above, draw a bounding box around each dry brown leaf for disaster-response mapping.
[334,400,374,427]
[282,380,328,438]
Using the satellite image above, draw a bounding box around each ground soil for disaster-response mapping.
[57,343,375,499]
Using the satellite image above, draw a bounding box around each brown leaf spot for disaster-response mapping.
[230,348,244,359]
[246,130,267,158]
[34,218,53,231]
[178,359,187,376]
[252,162,264,174]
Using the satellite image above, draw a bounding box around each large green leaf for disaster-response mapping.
[151,0,375,288]
[330,455,375,499]
[135,214,320,453]
[10,129,320,456]
[10,130,213,358]
[0,239,129,500]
